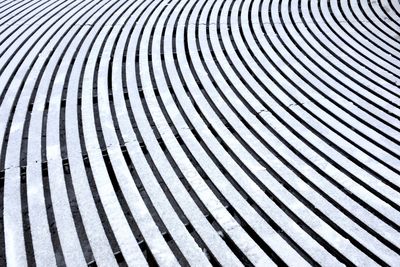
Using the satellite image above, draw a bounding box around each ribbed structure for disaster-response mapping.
[0,0,399,265]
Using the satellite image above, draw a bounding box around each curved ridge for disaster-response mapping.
[0,0,399,266]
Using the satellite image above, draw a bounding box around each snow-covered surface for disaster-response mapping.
[0,0,399,266]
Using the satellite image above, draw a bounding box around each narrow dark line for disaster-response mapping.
[0,0,87,108]
[62,161,95,264]
[341,0,400,54]
[0,0,82,70]
[270,0,400,177]
[20,168,36,267]
[75,6,126,254]
[187,0,400,249]
[288,0,400,107]
[55,4,117,262]
[160,1,317,264]
[323,0,400,68]
[267,0,400,193]
[0,0,43,27]
[0,0,55,39]
[364,0,400,38]
[0,0,28,18]
[0,175,4,267]
[386,0,400,22]
[238,0,400,213]
[41,164,66,266]
[300,1,400,137]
